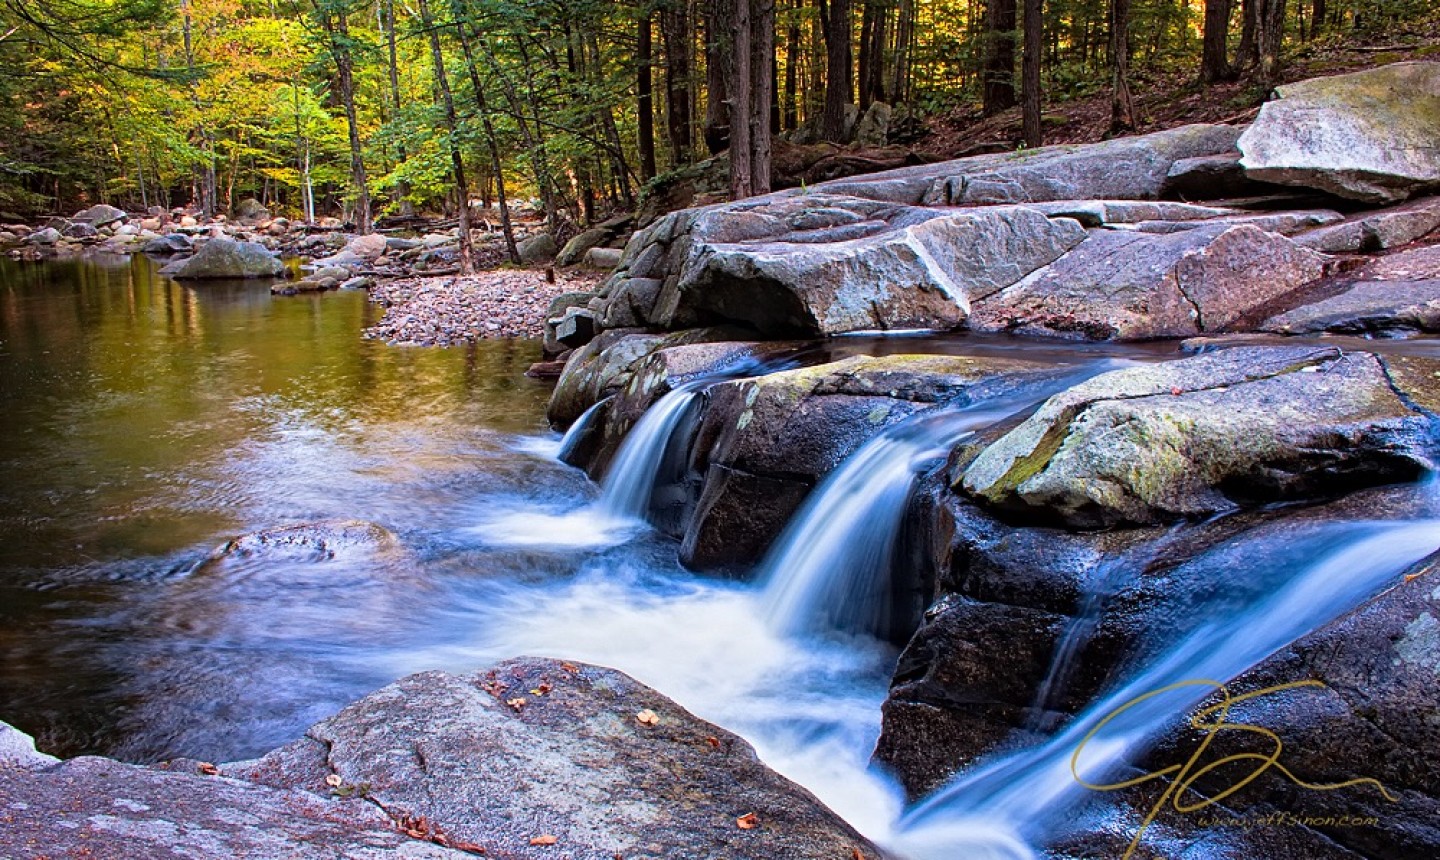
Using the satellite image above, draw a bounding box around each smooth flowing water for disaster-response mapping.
[5,256,1437,858]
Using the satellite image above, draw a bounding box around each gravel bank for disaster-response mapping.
[364,268,605,345]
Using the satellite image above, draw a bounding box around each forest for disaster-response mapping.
[2,0,1436,234]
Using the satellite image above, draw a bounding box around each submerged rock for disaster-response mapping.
[193,519,402,570]
[960,346,1437,527]
[1238,61,1440,203]
[167,237,286,279]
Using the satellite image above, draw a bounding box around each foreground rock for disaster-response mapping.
[960,346,1437,528]
[1238,62,1440,203]
[165,237,286,279]
[0,658,878,860]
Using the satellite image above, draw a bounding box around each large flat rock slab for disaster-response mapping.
[969,224,1329,340]
[0,749,469,859]
[1262,279,1440,335]
[1238,61,1440,203]
[231,658,880,860]
[652,195,1086,336]
[959,346,1438,527]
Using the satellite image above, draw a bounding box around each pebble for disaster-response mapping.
[364,268,605,344]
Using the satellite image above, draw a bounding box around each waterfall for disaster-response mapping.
[758,362,1132,639]
[594,382,704,522]
[757,408,997,638]
[556,395,612,464]
[890,498,1440,858]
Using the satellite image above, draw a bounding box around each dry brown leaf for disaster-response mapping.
[704,736,721,749]
[736,812,759,830]
[1169,386,1184,396]
[506,697,527,712]
[530,681,553,696]
[635,708,659,726]
[324,773,343,787]
[560,662,580,673]
[529,834,559,846]
[196,761,219,776]
[852,848,865,860]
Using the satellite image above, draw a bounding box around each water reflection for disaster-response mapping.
[0,256,554,759]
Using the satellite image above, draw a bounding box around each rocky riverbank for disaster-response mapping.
[364,268,605,345]
[544,61,1440,858]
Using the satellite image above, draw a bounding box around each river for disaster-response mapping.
[4,255,1436,857]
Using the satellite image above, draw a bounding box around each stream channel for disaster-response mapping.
[2,255,1437,857]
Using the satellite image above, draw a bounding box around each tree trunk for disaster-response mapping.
[982,0,1017,115]
[704,5,730,154]
[1255,0,1286,89]
[820,0,852,141]
[180,0,216,218]
[417,0,472,273]
[751,0,775,195]
[660,0,693,165]
[888,0,913,105]
[1108,0,1135,135]
[455,20,520,264]
[637,10,658,180]
[721,0,754,198]
[316,3,371,234]
[784,17,800,129]
[1200,0,1233,83]
[383,0,414,216]
[1235,0,1258,71]
[1310,0,1325,39]
[1022,0,1042,147]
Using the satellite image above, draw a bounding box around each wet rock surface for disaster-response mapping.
[959,346,1437,527]
[0,658,878,860]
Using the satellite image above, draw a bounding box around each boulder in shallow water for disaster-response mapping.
[1238,62,1440,204]
[72,203,128,226]
[228,658,880,859]
[168,237,286,279]
[960,346,1438,527]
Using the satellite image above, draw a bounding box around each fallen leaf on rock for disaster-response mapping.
[325,774,343,787]
[1169,386,1183,395]
[196,762,219,776]
[736,812,759,830]
[530,681,553,696]
[852,848,865,860]
[560,662,580,673]
[705,736,721,749]
[506,697,527,712]
[530,834,559,846]
[635,709,659,726]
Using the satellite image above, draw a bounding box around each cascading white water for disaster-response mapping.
[889,503,1440,858]
[758,362,1133,639]
[555,395,612,463]
[758,407,1002,637]
[470,383,702,548]
[593,382,703,521]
